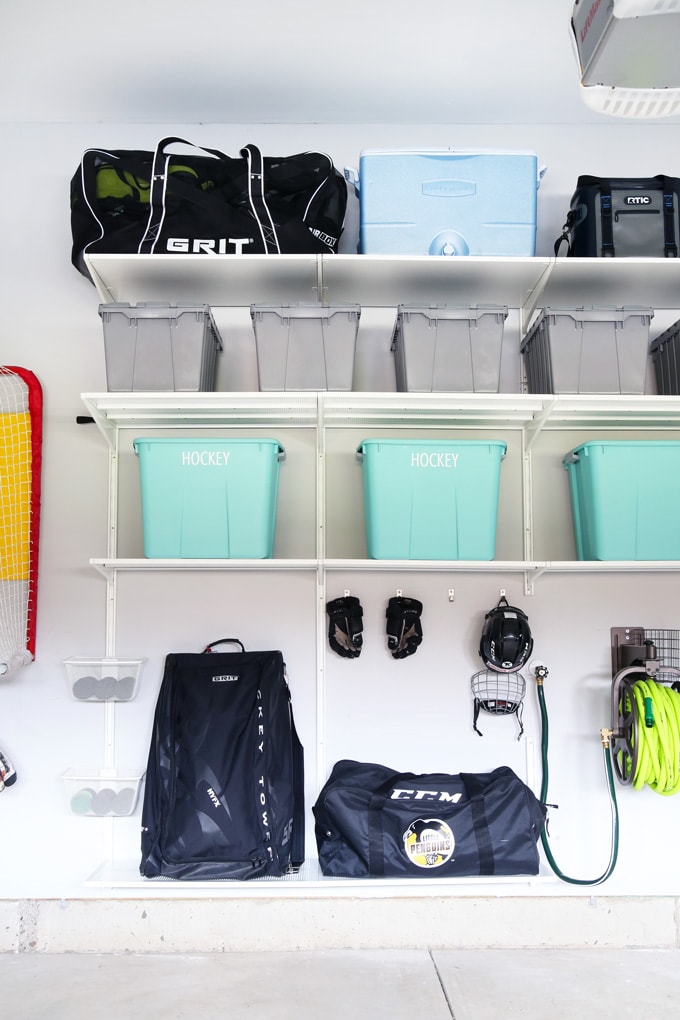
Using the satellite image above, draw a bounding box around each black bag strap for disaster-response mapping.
[366,771,495,876]
[656,175,679,258]
[460,773,495,875]
[139,136,233,254]
[366,771,419,876]
[554,208,579,256]
[202,638,246,653]
[596,181,615,258]
[241,144,281,253]
[289,703,306,870]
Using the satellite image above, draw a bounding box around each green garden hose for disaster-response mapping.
[622,678,680,795]
[535,668,619,886]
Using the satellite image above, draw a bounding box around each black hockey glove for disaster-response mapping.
[326,595,364,658]
[386,596,423,659]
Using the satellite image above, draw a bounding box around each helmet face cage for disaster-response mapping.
[479,595,534,674]
[471,669,527,739]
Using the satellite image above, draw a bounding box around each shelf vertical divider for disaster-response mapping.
[104,421,119,775]
[316,393,327,793]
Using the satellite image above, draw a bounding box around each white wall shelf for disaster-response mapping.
[90,558,319,579]
[82,391,680,439]
[85,253,680,335]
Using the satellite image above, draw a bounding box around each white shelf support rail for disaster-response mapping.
[316,393,328,791]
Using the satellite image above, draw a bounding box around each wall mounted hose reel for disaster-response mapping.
[609,628,680,795]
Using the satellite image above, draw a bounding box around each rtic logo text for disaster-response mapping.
[391,788,463,803]
[212,675,239,683]
[625,196,652,205]
[166,237,254,254]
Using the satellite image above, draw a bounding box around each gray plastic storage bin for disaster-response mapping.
[250,303,360,391]
[520,306,653,394]
[392,304,509,392]
[650,317,680,394]
[99,303,223,392]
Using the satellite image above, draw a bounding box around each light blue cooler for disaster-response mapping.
[563,441,680,560]
[133,438,285,558]
[357,439,507,560]
[346,149,544,256]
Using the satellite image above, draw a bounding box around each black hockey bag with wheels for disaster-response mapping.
[140,639,304,880]
[555,175,680,257]
[71,137,348,282]
[313,760,546,878]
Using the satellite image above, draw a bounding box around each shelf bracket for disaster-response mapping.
[524,564,547,597]
[519,257,553,337]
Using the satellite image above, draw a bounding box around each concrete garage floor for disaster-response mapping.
[1,948,679,1019]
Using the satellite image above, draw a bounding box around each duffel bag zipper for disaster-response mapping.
[614,209,660,219]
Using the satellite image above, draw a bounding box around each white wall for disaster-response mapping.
[2,119,680,943]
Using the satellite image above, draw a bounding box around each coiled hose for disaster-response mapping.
[623,678,680,795]
[536,670,619,886]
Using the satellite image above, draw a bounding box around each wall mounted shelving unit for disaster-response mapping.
[80,252,680,890]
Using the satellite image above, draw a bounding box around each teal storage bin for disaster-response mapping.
[563,441,680,560]
[356,439,507,560]
[134,438,285,558]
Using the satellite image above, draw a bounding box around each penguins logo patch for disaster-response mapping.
[403,817,454,869]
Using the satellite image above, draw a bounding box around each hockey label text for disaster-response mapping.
[391,788,463,803]
[256,689,274,860]
[411,452,459,468]
[181,450,231,467]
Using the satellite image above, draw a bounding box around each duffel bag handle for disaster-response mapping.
[139,136,234,255]
[241,144,281,254]
[367,770,495,877]
[202,638,246,653]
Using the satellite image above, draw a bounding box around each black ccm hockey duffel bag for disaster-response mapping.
[140,639,304,880]
[71,137,348,282]
[313,760,546,878]
[555,175,680,257]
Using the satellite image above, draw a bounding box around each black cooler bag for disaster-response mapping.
[556,175,680,257]
[71,137,348,282]
[313,760,546,878]
[140,640,304,880]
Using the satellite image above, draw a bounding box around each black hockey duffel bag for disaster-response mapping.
[555,175,680,257]
[140,639,304,880]
[71,137,348,282]
[313,760,546,878]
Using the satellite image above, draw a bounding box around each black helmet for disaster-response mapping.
[479,595,533,673]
